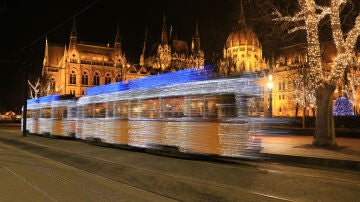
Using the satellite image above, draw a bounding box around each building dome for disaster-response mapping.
[225,26,261,49]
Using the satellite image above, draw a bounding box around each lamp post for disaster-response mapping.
[22,66,28,137]
[267,74,273,118]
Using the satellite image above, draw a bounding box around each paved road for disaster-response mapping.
[0,141,173,202]
[0,123,360,201]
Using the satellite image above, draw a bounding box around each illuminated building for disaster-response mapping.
[140,16,205,73]
[273,43,360,117]
[42,17,204,98]
[40,14,359,117]
[219,4,268,76]
[42,19,142,97]
[219,4,360,117]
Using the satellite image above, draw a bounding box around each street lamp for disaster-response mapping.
[267,74,273,118]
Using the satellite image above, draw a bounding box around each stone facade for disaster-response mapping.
[141,17,205,73]
[42,21,138,97]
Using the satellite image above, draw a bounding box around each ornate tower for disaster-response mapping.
[157,15,171,70]
[42,36,49,76]
[191,21,204,67]
[221,0,266,75]
[113,25,126,69]
[114,25,121,50]
[161,15,168,44]
[69,18,77,50]
[140,26,147,67]
[191,21,201,54]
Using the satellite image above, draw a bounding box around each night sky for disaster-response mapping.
[0,0,358,112]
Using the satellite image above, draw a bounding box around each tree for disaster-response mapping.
[28,78,40,99]
[28,74,57,98]
[344,52,360,115]
[288,62,317,127]
[274,0,360,147]
[333,96,354,116]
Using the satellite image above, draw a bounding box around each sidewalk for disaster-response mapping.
[260,136,360,170]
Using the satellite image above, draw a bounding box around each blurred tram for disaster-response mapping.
[24,95,77,137]
[23,66,273,157]
[24,98,40,134]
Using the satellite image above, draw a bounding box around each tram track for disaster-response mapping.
[0,140,177,201]
[0,134,296,201]
[1,129,359,201]
[256,165,360,185]
[0,162,57,201]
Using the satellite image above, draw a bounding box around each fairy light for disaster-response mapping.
[28,68,289,157]
[274,0,360,90]
[85,65,214,96]
[25,95,76,136]
[51,99,77,137]
[77,74,267,157]
[26,98,40,134]
[329,0,360,83]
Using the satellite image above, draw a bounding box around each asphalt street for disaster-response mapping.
[0,123,359,201]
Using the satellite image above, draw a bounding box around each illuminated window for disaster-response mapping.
[105,73,111,84]
[94,103,106,118]
[93,72,100,85]
[70,70,76,84]
[82,71,88,85]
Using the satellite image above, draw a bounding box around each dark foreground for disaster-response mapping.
[0,123,359,201]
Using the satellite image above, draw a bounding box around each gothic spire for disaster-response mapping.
[69,18,77,49]
[114,24,121,49]
[195,20,199,37]
[140,26,148,67]
[142,26,147,56]
[238,0,246,27]
[161,15,168,44]
[192,21,201,53]
[42,36,49,76]
[70,18,77,37]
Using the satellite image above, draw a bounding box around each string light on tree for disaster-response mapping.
[333,96,354,116]
[273,0,360,147]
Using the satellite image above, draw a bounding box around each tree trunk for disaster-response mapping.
[302,106,306,128]
[313,82,337,147]
[295,102,299,118]
[312,107,315,117]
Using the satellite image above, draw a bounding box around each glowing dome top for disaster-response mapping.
[225,25,261,48]
[225,1,261,49]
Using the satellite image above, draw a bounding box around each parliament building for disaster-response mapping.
[41,11,360,117]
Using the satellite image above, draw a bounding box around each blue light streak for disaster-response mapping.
[38,94,60,103]
[27,98,39,105]
[85,65,215,96]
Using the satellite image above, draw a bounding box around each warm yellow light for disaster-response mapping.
[267,74,273,89]
[268,74,273,82]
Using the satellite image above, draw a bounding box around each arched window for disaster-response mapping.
[70,70,76,84]
[116,73,121,82]
[93,72,100,85]
[82,71,88,85]
[105,73,111,84]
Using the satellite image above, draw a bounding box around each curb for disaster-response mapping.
[262,153,360,171]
